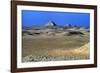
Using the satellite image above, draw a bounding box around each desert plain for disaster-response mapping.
[22,22,90,62]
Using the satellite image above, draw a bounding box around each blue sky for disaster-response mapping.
[22,10,90,27]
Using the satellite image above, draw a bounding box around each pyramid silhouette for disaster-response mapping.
[45,21,57,27]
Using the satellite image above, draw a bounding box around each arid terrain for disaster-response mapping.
[22,22,90,62]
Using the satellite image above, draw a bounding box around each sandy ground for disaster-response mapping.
[22,33,89,62]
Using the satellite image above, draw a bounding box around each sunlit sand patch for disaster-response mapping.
[47,43,89,59]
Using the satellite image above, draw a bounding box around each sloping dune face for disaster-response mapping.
[22,43,90,62]
[47,43,89,59]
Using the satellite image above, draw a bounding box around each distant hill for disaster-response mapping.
[22,21,89,30]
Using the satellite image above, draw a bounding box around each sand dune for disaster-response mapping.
[47,43,89,59]
[22,43,89,62]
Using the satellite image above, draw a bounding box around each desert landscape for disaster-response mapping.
[22,21,90,62]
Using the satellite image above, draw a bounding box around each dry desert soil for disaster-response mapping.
[22,27,90,62]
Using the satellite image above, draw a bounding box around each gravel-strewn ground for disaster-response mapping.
[22,55,89,62]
